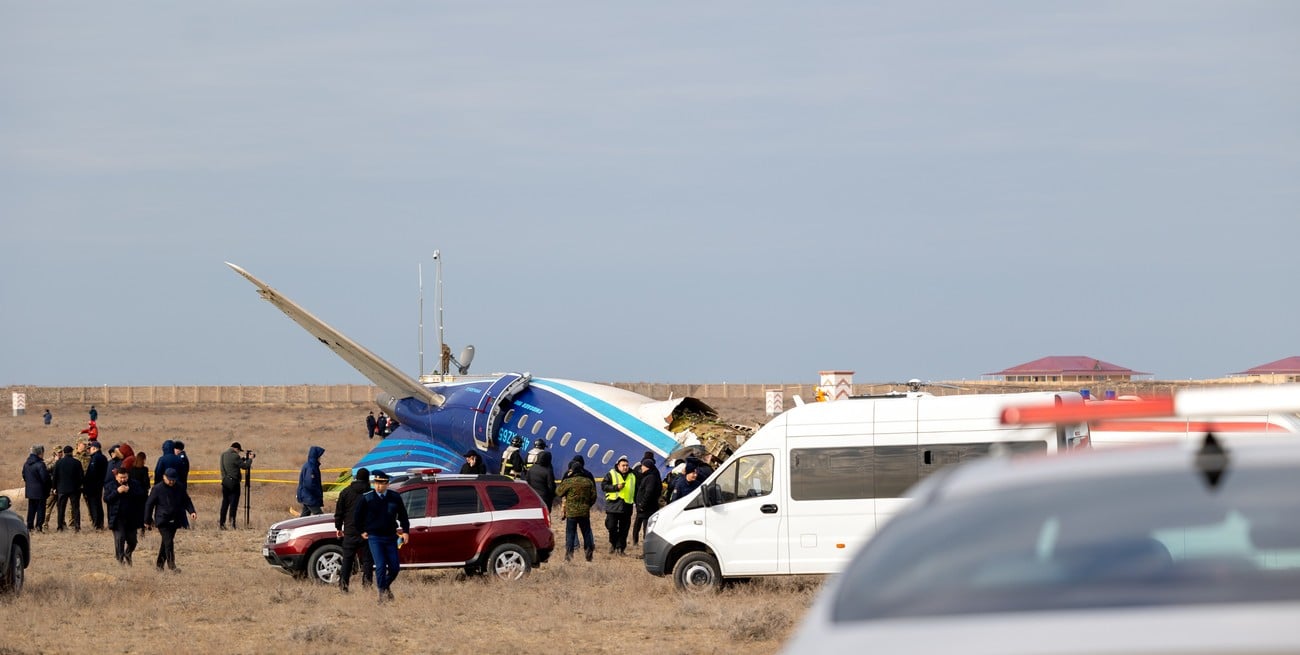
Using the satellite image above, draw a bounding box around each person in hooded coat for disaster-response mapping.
[22,445,51,531]
[631,457,663,547]
[297,445,325,516]
[524,450,556,511]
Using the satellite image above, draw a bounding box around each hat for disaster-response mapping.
[372,470,391,481]
[230,442,242,450]
[88,441,102,450]
[164,468,178,479]
[355,467,370,482]
[464,450,478,458]
[172,440,185,450]
[63,445,73,454]
[684,463,698,474]
[641,458,655,469]
[616,455,629,463]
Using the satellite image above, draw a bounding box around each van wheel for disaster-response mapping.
[1,544,23,595]
[673,552,721,593]
[307,545,343,585]
[486,543,531,581]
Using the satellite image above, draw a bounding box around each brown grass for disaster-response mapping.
[1,402,814,655]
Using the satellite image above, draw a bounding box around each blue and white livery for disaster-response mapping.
[227,263,716,477]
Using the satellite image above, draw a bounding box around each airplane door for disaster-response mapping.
[471,374,532,451]
[704,452,781,575]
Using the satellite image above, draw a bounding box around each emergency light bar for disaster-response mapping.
[1002,384,1300,426]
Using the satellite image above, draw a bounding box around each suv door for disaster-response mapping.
[427,485,487,564]
[400,486,433,564]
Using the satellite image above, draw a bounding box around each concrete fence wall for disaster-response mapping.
[3,379,1262,407]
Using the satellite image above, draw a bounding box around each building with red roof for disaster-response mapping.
[1233,356,1300,383]
[985,356,1151,383]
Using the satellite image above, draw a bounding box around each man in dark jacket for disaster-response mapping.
[52,445,84,531]
[219,442,252,529]
[524,450,556,511]
[631,457,662,547]
[22,445,51,531]
[144,468,197,571]
[83,440,109,530]
[459,450,487,474]
[104,467,146,565]
[354,471,410,603]
[334,468,374,593]
[366,412,376,440]
[297,445,325,516]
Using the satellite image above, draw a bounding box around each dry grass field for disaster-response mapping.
[0,400,817,655]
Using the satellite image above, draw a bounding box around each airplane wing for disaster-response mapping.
[226,262,444,408]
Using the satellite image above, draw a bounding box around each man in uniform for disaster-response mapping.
[354,471,410,603]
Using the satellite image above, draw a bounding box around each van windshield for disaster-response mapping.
[831,465,1300,622]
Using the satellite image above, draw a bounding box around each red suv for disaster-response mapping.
[263,472,554,583]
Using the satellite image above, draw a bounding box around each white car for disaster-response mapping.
[782,435,1300,654]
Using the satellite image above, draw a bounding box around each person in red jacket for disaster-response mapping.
[80,419,99,441]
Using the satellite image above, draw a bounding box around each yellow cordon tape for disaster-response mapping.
[187,467,353,485]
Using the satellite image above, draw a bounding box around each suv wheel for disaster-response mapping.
[486,543,531,581]
[2,544,24,595]
[673,551,721,594]
[307,545,344,585]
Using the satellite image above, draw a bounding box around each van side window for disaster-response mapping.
[791,447,872,501]
[713,454,775,504]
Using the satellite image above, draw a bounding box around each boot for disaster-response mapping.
[584,547,594,562]
[564,550,573,562]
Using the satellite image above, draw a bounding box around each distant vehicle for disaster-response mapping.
[263,472,554,583]
[0,495,30,595]
[643,390,1090,592]
[227,263,743,479]
[781,436,1300,654]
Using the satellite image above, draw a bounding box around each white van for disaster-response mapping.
[641,391,1089,592]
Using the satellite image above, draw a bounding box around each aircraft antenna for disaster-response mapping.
[434,250,445,375]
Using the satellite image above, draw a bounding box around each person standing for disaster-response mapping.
[89,405,98,422]
[459,450,487,475]
[524,438,547,471]
[43,409,52,426]
[22,445,51,531]
[354,471,409,603]
[555,460,597,562]
[365,411,377,440]
[80,420,99,442]
[631,457,662,548]
[219,443,252,529]
[104,467,146,565]
[500,436,525,478]
[375,413,388,437]
[129,451,151,491]
[297,445,325,516]
[83,441,109,530]
[601,456,636,555]
[334,468,374,593]
[144,468,196,572]
[41,445,65,531]
[53,445,84,532]
[524,450,556,511]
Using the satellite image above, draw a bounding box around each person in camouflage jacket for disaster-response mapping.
[555,459,597,561]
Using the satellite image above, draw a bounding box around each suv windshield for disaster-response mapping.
[832,465,1300,622]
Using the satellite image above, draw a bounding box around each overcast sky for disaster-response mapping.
[2,2,1296,387]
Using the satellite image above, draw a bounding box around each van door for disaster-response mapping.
[703,452,780,575]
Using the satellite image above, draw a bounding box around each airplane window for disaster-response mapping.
[517,414,529,430]
[602,450,614,465]
[560,432,572,446]
[531,420,542,435]
[546,426,557,441]
[503,409,514,424]
[588,444,600,459]
[575,438,587,453]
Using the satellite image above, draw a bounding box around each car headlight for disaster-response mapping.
[645,512,658,533]
[273,529,292,544]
